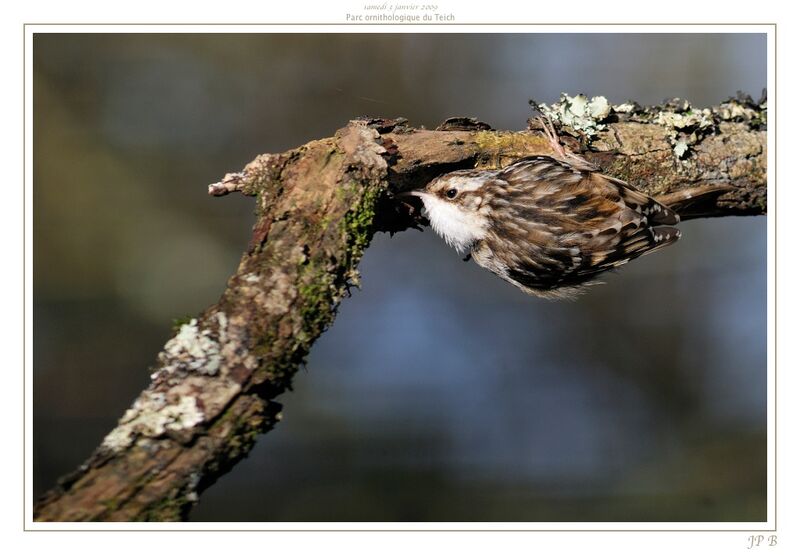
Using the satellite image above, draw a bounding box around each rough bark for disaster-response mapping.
[33,97,767,522]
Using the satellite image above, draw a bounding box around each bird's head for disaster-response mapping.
[406,171,493,253]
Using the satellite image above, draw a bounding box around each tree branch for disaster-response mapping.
[34,95,766,522]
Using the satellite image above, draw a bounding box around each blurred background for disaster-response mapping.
[33,33,767,522]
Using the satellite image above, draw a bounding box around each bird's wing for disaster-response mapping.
[485,156,680,291]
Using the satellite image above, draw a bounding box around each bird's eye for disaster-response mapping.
[446,188,458,199]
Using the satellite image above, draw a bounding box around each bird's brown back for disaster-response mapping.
[475,156,680,294]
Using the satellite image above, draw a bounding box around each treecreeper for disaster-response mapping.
[404,119,690,299]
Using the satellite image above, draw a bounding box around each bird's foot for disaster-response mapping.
[538,115,567,158]
[536,115,596,171]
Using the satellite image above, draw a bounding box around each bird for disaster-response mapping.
[402,120,682,299]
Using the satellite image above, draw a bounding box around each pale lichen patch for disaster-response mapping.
[655,106,715,159]
[613,102,638,114]
[158,317,225,377]
[166,396,206,430]
[184,472,202,503]
[534,93,611,138]
[215,312,228,344]
[171,375,242,421]
[242,272,261,284]
[104,311,248,453]
[262,269,299,315]
[101,394,205,452]
[714,93,767,127]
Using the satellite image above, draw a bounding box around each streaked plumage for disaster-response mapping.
[410,155,681,299]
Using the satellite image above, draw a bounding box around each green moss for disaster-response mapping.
[216,401,269,462]
[340,180,382,264]
[473,131,546,155]
[603,157,672,194]
[99,498,122,513]
[281,179,384,357]
[136,494,187,522]
[249,177,385,391]
[171,315,194,333]
[297,262,337,341]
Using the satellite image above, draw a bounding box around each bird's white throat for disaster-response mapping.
[419,194,488,253]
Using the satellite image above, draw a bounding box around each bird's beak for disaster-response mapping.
[397,190,429,199]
